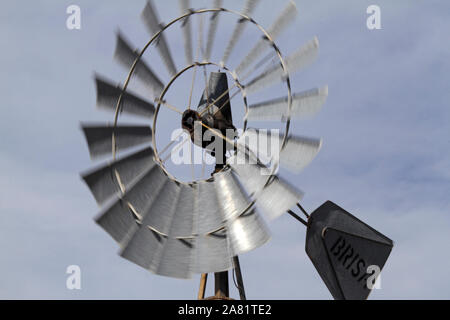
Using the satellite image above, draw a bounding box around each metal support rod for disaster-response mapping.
[297,203,310,219]
[233,256,247,300]
[214,271,229,298]
[198,273,208,300]
[288,209,308,227]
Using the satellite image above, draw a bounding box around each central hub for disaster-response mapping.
[181,104,219,150]
[181,72,237,170]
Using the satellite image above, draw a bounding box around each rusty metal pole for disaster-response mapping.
[198,273,208,300]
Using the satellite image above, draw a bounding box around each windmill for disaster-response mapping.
[81,0,393,300]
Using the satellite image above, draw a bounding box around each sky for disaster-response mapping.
[0,0,449,299]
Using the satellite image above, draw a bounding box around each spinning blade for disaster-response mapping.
[234,1,298,78]
[227,208,270,255]
[247,86,328,122]
[214,169,252,222]
[204,0,223,61]
[228,152,303,220]
[95,164,168,245]
[238,128,322,173]
[114,31,164,97]
[179,0,193,65]
[141,0,177,76]
[194,230,232,274]
[244,37,320,94]
[81,124,152,159]
[95,75,155,119]
[81,147,156,205]
[221,0,261,67]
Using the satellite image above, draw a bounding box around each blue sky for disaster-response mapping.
[0,0,449,299]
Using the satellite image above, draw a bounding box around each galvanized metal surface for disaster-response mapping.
[81,124,152,159]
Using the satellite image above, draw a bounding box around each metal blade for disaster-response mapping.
[228,152,303,220]
[246,86,328,121]
[141,0,177,76]
[245,37,320,94]
[81,124,152,159]
[193,229,233,274]
[256,176,303,220]
[238,128,322,173]
[194,179,225,235]
[227,208,270,255]
[169,184,196,238]
[179,0,193,65]
[221,0,261,66]
[204,0,223,61]
[114,31,164,97]
[234,1,298,77]
[214,169,252,222]
[95,75,155,119]
[118,179,183,275]
[120,225,166,272]
[156,237,194,279]
[140,179,181,236]
[81,147,156,206]
[154,185,198,278]
[95,165,168,245]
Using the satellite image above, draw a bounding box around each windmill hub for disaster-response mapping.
[181,109,201,134]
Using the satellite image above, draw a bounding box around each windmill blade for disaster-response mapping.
[256,176,303,220]
[227,208,270,255]
[239,128,322,173]
[246,86,328,122]
[121,178,227,277]
[228,152,303,220]
[194,180,225,235]
[221,0,261,66]
[179,0,193,65]
[114,31,164,97]
[95,165,168,245]
[193,229,233,274]
[204,0,223,61]
[168,184,196,238]
[81,124,152,159]
[214,169,252,222]
[81,147,156,206]
[155,237,194,279]
[141,0,177,76]
[120,226,166,273]
[245,37,320,94]
[140,179,181,236]
[95,75,155,119]
[122,229,194,279]
[234,1,298,78]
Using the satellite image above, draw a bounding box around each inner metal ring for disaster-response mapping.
[152,61,247,184]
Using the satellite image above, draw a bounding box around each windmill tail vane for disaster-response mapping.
[80,0,393,300]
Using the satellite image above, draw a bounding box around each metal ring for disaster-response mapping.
[112,7,293,187]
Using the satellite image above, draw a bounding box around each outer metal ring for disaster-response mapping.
[112,8,293,188]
